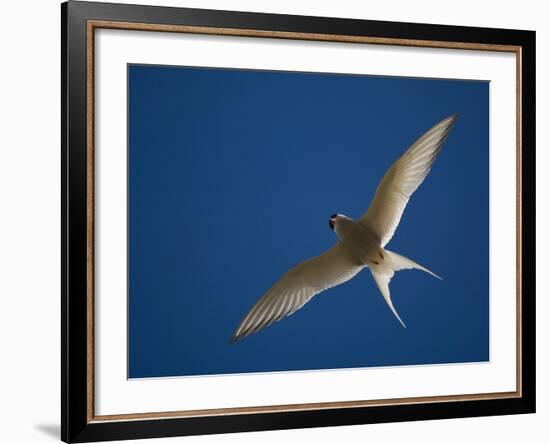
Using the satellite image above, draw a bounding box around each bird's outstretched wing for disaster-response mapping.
[359,114,458,247]
[231,243,363,342]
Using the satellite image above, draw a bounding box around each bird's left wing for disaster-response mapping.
[231,243,363,342]
[359,114,457,247]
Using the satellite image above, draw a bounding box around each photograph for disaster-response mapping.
[127,64,489,379]
[0,0,542,442]
[57,1,536,441]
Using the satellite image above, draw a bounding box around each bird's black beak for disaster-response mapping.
[329,215,337,230]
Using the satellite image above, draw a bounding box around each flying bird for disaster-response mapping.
[231,114,458,342]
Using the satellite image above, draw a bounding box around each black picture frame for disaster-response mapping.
[61,1,536,442]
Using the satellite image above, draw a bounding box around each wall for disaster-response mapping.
[0,0,546,443]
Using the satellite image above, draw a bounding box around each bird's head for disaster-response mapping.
[328,213,340,231]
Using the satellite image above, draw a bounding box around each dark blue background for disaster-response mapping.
[128,64,489,378]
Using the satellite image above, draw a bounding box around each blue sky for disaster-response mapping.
[128,64,489,378]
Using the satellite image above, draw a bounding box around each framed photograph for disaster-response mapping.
[61,1,535,442]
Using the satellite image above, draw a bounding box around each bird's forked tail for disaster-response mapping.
[370,250,441,328]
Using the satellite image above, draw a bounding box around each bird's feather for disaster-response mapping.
[231,243,363,342]
[370,250,442,328]
[359,114,458,247]
[370,267,406,328]
[386,250,442,280]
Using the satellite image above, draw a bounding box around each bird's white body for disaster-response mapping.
[331,213,441,328]
[333,215,384,266]
[231,114,457,342]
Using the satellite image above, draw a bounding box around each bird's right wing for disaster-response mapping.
[231,243,363,342]
[359,114,457,247]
